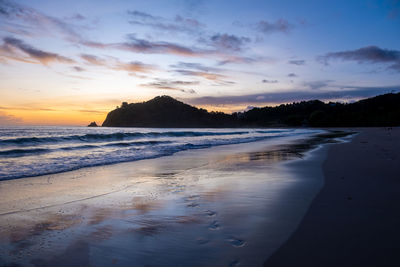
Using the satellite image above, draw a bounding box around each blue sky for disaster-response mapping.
[0,0,399,125]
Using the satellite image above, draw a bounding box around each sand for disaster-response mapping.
[265,127,400,267]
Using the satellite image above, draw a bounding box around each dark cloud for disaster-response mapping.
[262,79,278,83]
[1,37,75,64]
[208,33,250,51]
[288,73,297,77]
[304,80,334,90]
[288,59,305,65]
[187,85,400,106]
[256,19,293,34]
[318,46,400,72]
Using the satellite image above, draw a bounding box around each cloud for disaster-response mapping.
[127,10,203,35]
[187,85,400,106]
[140,79,198,94]
[304,80,334,90]
[170,61,222,73]
[127,10,158,20]
[72,66,85,72]
[1,37,75,65]
[387,0,400,19]
[77,109,106,114]
[262,79,278,83]
[175,69,226,81]
[0,111,23,125]
[170,61,234,84]
[80,54,106,65]
[207,33,250,51]
[288,59,305,65]
[80,53,155,74]
[288,73,297,77]
[115,35,206,57]
[318,46,400,72]
[0,0,83,42]
[65,13,85,21]
[256,19,293,34]
[113,61,156,73]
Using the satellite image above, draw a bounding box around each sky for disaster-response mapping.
[0,0,399,126]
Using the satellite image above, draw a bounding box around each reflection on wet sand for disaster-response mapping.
[0,131,354,266]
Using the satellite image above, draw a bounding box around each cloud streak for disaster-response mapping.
[140,79,198,94]
[319,46,400,72]
[288,59,305,65]
[128,10,203,35]
[1,37,75,65]
[116,35,206,57]
[256,19,293,34]
[262,79,278,83]
[80,53,156,74]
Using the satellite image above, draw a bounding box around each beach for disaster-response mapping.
[3,128,398,266]
[265,127,400,266]
[0,129,346,266]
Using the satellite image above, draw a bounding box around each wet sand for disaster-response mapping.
[0,131,351,266]
[265,128,400,267]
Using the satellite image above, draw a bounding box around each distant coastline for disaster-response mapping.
[99,93,400,128]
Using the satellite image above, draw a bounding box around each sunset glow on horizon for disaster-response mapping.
[1,0,399,126]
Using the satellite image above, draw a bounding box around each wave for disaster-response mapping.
[0,128,318,181]
[0,131,252,146]
[0,140,173,157]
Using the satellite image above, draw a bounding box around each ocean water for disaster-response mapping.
[0,126,319,181]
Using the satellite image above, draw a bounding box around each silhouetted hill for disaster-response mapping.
[239,93,400,127]
[101,93,400,127]
[102,96,237,127]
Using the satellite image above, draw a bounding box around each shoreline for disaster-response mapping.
[265,127,400,266]
[0,130,352,266]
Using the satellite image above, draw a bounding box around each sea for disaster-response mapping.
[0,126,320,181]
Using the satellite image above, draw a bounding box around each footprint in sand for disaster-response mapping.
[208,220,220,230]
[204,210,217,216]
[185,195,200,201]
[196,237,210,245]
[227,237,246,247]
[187,203,199,207]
